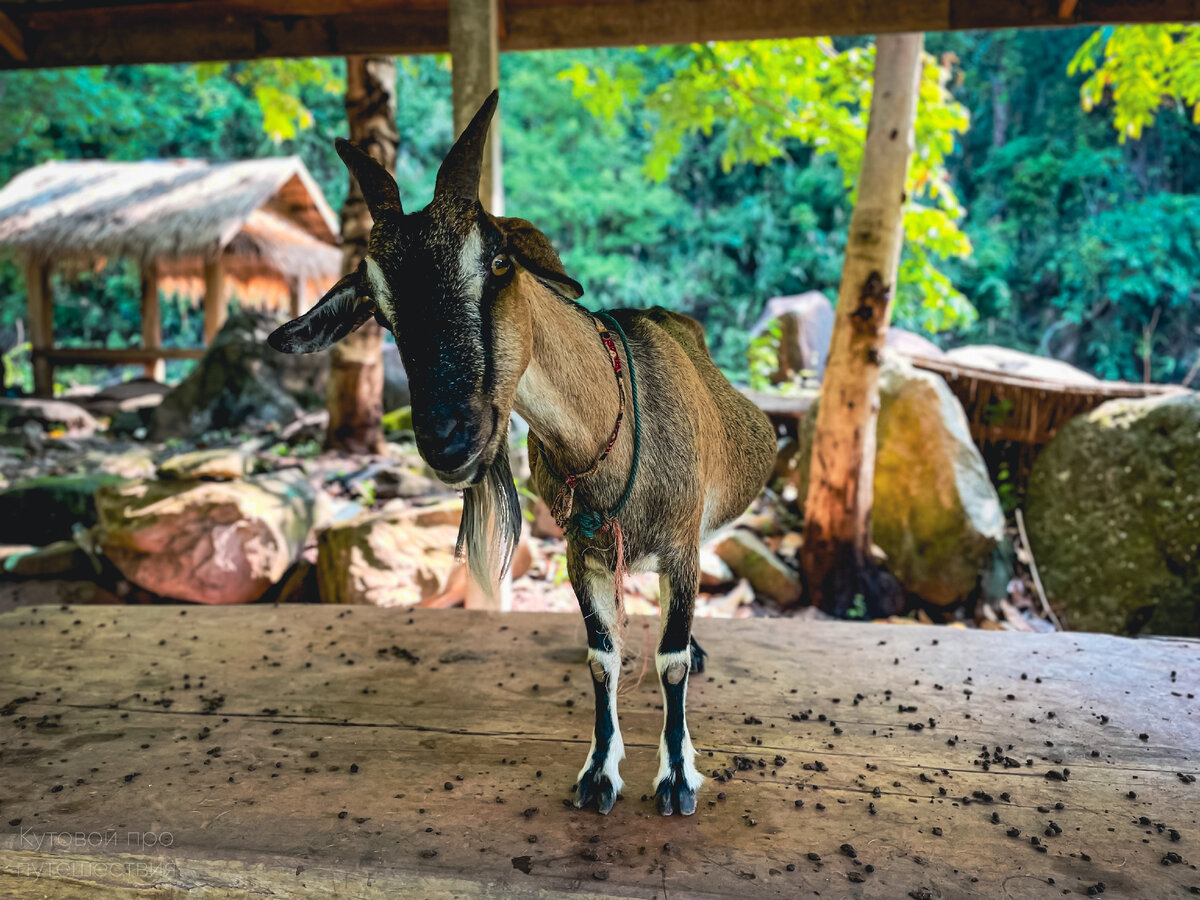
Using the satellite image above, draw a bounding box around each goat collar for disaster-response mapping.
[537,311,641,540]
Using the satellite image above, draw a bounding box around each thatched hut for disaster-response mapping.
[0,157,341,395]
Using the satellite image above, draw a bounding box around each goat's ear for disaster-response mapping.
[267,269,375,354]
[496,217,583,300]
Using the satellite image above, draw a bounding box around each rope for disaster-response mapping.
[538,311,642,540]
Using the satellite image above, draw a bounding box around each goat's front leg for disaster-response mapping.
[654,547,703,816]
[568,550,624,814]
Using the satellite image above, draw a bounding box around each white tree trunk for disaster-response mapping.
[800,33,923,615]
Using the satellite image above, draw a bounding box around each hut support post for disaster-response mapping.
[202,257,227,346]
[140,264,164,381]
[24,259,53,398]
[450,0,503,214]
[288,277,306,320]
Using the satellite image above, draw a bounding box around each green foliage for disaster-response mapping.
[1,30,1198,396]
[560,38,975,332]
[1069,25,1200,140]
[747,322,782,391]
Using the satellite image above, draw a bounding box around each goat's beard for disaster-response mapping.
[455,448,521,599]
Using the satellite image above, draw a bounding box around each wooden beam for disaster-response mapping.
[7,0,1200,72]
[23,259,52,398]
[450,0,503,214]
[140,264,165,382]
[202,256,227,346]
[0,11,24,61]
[34,346,205,365]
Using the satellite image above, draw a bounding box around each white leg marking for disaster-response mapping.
[577,647,624,795]
[653,649,703,799]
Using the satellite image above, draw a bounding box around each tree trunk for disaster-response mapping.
[800,33,923,617]
[325,55,398,454]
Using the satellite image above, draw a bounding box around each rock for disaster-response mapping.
[943,345,1098,386]
[316,500,462,606]
[751,292,834,381]
[3,541,92,579]
[158,448,254,481]
[152,310,328,440]
[712,530,802,606]
[797,355,1005,606]
[1025,393,1200,636]
[95,470,318,605]
[0,397,98,436]
[80,377,169,419]
[699,546,735,588]
[886,328,944,359]
[0,474,124,545]
[99,448,158,480]
[529,496,563,540]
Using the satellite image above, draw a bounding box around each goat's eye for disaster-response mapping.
[491,254,510,277]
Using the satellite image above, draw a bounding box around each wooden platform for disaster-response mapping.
[0,605,1196,899]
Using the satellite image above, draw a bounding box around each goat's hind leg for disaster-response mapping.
[654,547,703,816]
[568,550,624,814]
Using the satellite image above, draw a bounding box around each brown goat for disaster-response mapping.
[269,92,775,816]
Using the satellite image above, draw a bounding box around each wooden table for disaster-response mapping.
[0,605,1196,898]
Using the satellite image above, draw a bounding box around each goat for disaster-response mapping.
[268,91,776,816]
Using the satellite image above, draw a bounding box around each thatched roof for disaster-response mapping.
[0,157,342,285]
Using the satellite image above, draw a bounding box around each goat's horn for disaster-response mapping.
[335,139,403,218]
[434,89,498,202]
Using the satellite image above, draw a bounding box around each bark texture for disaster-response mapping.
[325,55,398,454]
[800,33,923,616]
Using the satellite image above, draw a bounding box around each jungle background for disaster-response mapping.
[2,25,1198,392]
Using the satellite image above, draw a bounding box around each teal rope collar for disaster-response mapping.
[538,310,641,540]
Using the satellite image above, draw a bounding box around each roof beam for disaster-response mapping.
[2,0,1200,70]
[0,11,26,62]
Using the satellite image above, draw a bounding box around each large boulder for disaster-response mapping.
[798,355,1005,605]
[1025,393,1200,636]
[317,500,462,607]
[95,470,319,605]
[152,310,328,440]
[0,473,124,545]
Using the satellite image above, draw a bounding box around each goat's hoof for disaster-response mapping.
[654,771,699,816]
[573,769,619,815]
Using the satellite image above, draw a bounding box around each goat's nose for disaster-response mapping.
[414,402,476,470]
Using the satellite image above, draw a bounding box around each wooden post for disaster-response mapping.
[288,277,307,320]
[326,56,397,455]
[800,34,923,618]
[24,259,53,398]
[202,256,227,346]
[140,264,165,381]
[450,0,503,214]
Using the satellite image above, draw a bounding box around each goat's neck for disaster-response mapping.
[514,283,622,475]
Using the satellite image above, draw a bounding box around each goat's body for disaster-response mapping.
[522,299,775,815]
[529,305,774,570]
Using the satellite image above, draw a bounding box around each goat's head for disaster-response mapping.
[268,90,582,489]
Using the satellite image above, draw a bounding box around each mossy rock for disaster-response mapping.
[1025,393,1200,636]
[797,355,1005,606]
[0,473,124,545]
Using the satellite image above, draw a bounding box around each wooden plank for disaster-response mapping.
[202,256,226,346]
[139,264,164,382]
[450,0,503,213]
[23,258,52,398]
[0,10,24,61]
[34,347,205,364]
[5,0,1200,71]
[0,605,1196,898]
